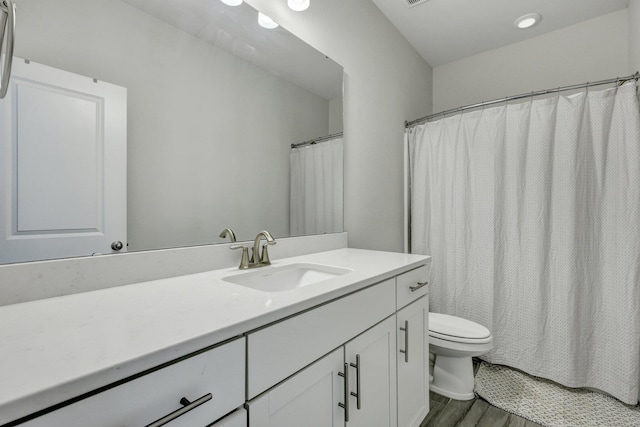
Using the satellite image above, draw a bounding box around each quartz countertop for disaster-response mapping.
[0,248,428,425]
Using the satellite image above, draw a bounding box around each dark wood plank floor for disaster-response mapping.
[420,361,543,427]
[419,391,543,427]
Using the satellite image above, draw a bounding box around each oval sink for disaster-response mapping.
[222,263,353,293]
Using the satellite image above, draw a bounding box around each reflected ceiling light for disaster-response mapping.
[220,0,242,6]
[258,12,279,29]
[514,13,541,29]
[288,0,310,12]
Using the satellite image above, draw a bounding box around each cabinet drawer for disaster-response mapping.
[247,279,396,399]
[396,265,430,309]
[22,338,245,427]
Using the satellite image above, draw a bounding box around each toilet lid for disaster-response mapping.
[429,313,491,340]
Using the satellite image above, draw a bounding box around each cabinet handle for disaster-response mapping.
[399,320,409,363]
[409,281,429,292]
[145,393,212,427]
[349,354,361,410]
[338,362,350,422]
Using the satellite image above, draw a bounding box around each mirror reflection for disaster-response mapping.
[1,0,343,264]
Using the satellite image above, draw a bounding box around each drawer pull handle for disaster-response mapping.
[349,354,361,410]
[146,393,212,427]
[409,281,429,292]
[399,320,409,363]
[338,363,350,422]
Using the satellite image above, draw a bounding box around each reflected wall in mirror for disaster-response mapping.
[2,0,343,264]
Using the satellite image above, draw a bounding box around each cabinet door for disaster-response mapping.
[211,408,246,427]
[397,296,429,427]
[344,316,397,427]
[248,348,344,427]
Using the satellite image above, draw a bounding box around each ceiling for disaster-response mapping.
[371,0,630,67]
[121,0,343,100]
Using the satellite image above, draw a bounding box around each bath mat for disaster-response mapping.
[474,362,640,427]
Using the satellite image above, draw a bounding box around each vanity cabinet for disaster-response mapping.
[20,338,245,427]
[3,250,431,427]
[246,264,432,427]
[248,316,397,427]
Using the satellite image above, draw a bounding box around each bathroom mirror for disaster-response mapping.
[3,0,343,264]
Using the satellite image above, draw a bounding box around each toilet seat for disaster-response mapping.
[429,313,492,344]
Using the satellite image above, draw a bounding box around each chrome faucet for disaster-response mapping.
[229,230,276,269]
[219,228,237,242]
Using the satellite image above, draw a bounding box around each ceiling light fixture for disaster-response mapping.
[220,0,243,6]
[258,12,279,29]
[514,13,541,29]
[288,0,310,12]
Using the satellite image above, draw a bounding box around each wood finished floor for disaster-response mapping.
[419,360,543,427]
[419,391,543,427]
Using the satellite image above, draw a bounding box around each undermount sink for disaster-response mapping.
[222,263,353,293]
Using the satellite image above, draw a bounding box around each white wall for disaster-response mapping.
[13,0,331,250]
[631,0,640,73]
[433,10,629,113]
[246,0,433,252]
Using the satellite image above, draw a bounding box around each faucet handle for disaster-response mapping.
[230,245,250,269]
[260,241,277,265]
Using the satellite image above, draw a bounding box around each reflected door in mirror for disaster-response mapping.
[0,59,127,263]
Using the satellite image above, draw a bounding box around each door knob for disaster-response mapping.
[111,241,124,251]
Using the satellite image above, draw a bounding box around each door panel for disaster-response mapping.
[248,348,344,427]
[397,296,429,427]
[0,59,127,263]
[345,316,397,427]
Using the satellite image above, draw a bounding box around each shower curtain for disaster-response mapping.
[408,82,640,404]
[290,137,343,236]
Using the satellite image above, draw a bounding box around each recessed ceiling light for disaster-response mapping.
[258,12,279,29]
[288,0,310,12]
[220,0,242,6]
[514,13,541,29]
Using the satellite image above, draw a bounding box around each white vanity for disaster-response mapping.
[0,248,430,427]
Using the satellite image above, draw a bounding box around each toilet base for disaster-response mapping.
[430,383,475,401]
[430,354,475,401]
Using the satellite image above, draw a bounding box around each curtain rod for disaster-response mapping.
[291,131,343,149]
[405,72,640,128]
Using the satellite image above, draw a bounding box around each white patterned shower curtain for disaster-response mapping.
[408,82,640,404]
[290,137,343,236]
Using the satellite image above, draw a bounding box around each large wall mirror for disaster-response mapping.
[1,0,343,264]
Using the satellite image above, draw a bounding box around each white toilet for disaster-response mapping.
[428,313,493,400]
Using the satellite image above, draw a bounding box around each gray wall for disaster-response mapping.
[13,0,332,250]
[247,0,434,253]
[631,0,640,73]
[433,10,630,113]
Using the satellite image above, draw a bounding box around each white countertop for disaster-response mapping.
[0,248,428,425]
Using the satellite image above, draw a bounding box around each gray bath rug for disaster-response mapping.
[474,362,640,427]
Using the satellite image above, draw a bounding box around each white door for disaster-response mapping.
[248,348,344,427]
[0,59,127,263]
[345,316,397,427]
[397,296,430,427]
